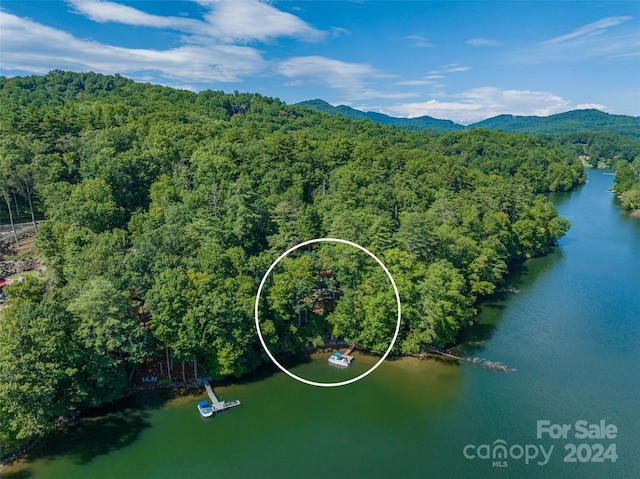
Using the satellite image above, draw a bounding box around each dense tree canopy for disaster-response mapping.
[543,131,640,168]
[0,71,584,449]
[612,157,640,211]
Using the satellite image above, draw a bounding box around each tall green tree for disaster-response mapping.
[266,255,319,350]
[68,277,150,402]
[0,292,82,443]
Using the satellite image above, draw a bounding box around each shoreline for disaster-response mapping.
[1,345,507,468]
[0,350,453,467]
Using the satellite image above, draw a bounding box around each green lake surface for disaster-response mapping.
[3,169,639,479]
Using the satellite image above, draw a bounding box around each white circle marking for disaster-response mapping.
[254,237,402,387]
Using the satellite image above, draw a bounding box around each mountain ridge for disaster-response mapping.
[296,99,464,132]
[297,99,640,138]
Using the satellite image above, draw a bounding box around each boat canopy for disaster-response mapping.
[333,352,343,358]
[198,400,210,407]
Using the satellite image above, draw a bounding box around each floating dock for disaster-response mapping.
[202,377,241,412]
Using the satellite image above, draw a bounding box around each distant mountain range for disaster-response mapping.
[297,99,464,132]
[296,99,640,138]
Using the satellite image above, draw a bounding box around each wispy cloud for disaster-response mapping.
[444,65,472,73]
[278,56,416,101]
[279,56,385,90]
[466,38,502,47]
[67,0,326,43]
[382,87,584,124]
[543,15,633,45]
[1,0,340,86]
[405,34,433,48]
[357,90,420,100]
[330,26,351,38]
[0,11,267,83]
[393,74,447,89]
[430,64,472,74]
[392,64,471,92]
[510,15,639,63]
[394,80,437,86]
[66,0,199,29]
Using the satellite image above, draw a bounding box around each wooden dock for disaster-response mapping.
[342,343,356,362]
[202,377,241,412]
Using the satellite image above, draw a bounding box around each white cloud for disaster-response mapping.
[513,15,640,62]
[394,80,436,86]
[67,0,325,44]
[357,90,420,100]
[575,103,609,111]
[442,64,472,73]
[405,34,433,48]
[330,27,351,37]
[66,0,199,29]
[429,64,472,75]
[1,0,333,85]
[466,38,502,46]
[384,99,482,123]
[0,12,266,82]
[393,77,446,89]
[544,16,633,45]
[198,0,325,43]
[278,56,415,101]
[383,87,577,124]
[279,56,385,90]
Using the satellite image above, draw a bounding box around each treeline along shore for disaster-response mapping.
[0,70,635,458]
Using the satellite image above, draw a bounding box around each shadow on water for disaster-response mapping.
[221,345,358,387]
[0,468,33,479]
[454,260,532,350]
[215,352,312,388]
[0,390,189,478]
[38,409,152,465]
[453,248,562,356]
[0,410,151,479]
[548,180,586,209]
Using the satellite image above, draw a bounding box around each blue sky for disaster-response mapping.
[1,1,639,124]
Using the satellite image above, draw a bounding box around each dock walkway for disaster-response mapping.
[342,343,356,361]
[202,377,241,412]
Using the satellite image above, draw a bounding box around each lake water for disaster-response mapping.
[3,169,639,479]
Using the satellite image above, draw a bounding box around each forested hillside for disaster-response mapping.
[539,131,640,210]
[542,131,640,167]
[471,109,640,138]
[297,98,640,210]
[0,71,584,450]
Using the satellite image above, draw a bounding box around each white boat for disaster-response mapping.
[328,352,352,367]
[198,400,214,417]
